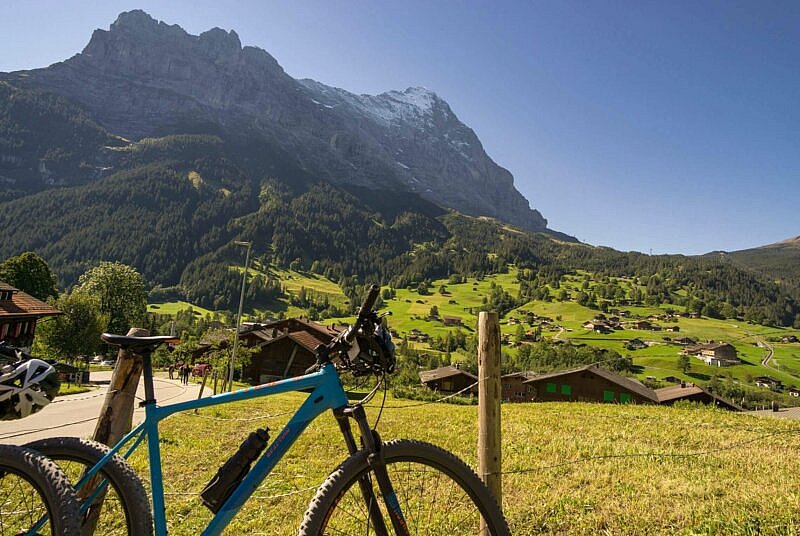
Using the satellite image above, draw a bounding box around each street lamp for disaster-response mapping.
[228,240,252,391]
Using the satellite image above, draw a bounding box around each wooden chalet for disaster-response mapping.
[0,282,61,349]
[501,371,537,402]
[782,335,799,343]
[754,376,782,389]
[442,316,463,327]
[583,320,612,334]
[683,342,740,366]
[788,387,800,397]
[655,383,742,411]
[523,364,658,405]
[631,320,660,331]
[419,365,478,395]
[240,318,339,384]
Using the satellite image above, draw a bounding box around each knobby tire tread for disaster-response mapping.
[0,444,82,535]
[25,436,154,536]
[298,438,510,535]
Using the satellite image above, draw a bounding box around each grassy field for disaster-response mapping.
[56,383,94,395]
[365,270,800,390]
[148,301,215,316]
[149,267,800,390]
[120,391,800,535]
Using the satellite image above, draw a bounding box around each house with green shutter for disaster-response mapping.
[523,364,659,405]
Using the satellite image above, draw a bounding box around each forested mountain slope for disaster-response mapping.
[708,237,800,292]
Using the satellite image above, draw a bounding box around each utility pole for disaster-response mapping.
[228,241,252,391]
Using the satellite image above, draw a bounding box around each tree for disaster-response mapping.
[77,262,147,335]
[417,281,430,295]
[514,324,526,344]
[678,354,691,374]
[37,291,107,361]
[429,305,439,318]
[0,252,58,300]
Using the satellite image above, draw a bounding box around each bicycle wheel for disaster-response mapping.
[0,444,82,535]
[25,437,153,536]
[299,439,510,535]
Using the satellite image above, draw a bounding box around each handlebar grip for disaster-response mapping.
[357,284,380,318]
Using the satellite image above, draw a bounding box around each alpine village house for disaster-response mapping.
[0,282,61,350]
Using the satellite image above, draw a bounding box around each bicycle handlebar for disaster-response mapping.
[344,284,381,343]
[358,284,380,318]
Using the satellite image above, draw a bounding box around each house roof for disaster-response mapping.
[655,384,743,411]
[684,342,737,354]
[247,317,339,353]
[501,371,537,381]
[704,342,734,350]
[0,282,61,319]
[419,366,478,383]
[655,384,704,402]
[523,364,658,402]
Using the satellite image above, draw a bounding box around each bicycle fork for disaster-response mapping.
[334,405,409,536]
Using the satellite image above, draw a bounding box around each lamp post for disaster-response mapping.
[228,240,252,391]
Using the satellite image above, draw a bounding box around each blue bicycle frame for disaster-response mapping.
[72,362,350,536]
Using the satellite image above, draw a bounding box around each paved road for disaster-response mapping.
[760,339,775,367]
[0,371,210,445]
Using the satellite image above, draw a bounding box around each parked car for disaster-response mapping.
[192,363,212,377]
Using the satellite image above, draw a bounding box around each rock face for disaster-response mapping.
[2,10,551,232]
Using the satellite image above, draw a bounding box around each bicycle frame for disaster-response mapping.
[73,362,350,536]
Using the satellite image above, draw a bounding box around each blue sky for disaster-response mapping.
[2,1,798,254]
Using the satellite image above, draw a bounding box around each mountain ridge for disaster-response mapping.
[1,9,554,235]
[705,236,800,292]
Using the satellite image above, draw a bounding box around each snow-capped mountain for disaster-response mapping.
[1,10,552,233]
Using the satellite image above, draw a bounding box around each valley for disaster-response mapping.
[149,264,800,408]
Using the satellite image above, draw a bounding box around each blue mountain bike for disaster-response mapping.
[28,285,510,535]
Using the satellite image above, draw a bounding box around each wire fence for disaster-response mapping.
[7,360,800,495]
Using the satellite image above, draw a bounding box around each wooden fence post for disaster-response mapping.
[478,311,502,522]
[83,327,148,531]
[92,327,149,446]
[195,368,210,413]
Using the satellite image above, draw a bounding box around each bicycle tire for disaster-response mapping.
[25,437,153,536]
[0,444,82,535]
[298,439,510,535]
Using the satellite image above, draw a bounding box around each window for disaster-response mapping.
[546,383,557,393]
[603,390,615,402]
[620,392,631,403]
[560,384,572,396]
[442,381,453,391]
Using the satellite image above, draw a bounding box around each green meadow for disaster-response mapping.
[121,388,800,535]
[150,266,800,391]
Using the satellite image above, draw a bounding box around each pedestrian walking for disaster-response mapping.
[168,363,174,380]
[182,363,190,385]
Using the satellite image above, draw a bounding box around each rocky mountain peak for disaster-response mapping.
[111,9,159,31]
[1,10,560,236]
[198,27,242,58]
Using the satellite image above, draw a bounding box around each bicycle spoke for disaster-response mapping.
[0,471,52,535]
